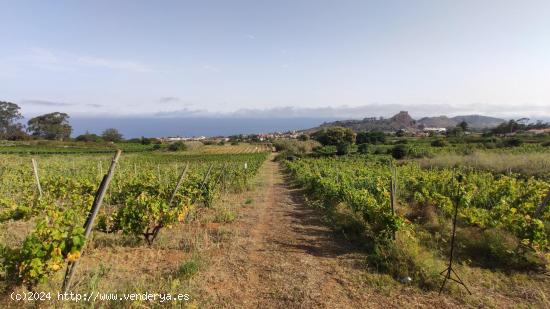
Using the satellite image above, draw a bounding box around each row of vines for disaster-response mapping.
[284,156,550,251]
[0,151,268,288]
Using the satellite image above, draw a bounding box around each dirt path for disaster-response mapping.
[197,156,397,308]
[195,156,466,308]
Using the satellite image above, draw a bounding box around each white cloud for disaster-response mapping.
[76,55,153,72]
[20,99,74,107]
[202,64,220,72]
[5,47,154,73]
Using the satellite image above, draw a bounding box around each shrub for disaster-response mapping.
[356,131,386,144]
[483,142,497,149]
[336,142,352,155]
[367,238,443,290]
[391,144,408,159]
[177,255,203,279]
[152,144,161,150]
[541,141,550,147]
[75,133,103,143]
[457,228,547,271]
[357,143,369,154]
[140,137,153,145]
[273,139,320,155]
[214,208,236,223]
[500,138,523,148]
[168,141,187,151]
[313,145,337,156]
[430,139,447,147]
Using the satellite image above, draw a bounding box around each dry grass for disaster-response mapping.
[0,157,266,308]
[416,151,550,178]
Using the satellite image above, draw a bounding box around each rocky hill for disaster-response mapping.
[312,111,505,133]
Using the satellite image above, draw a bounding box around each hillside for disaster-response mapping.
[313,111,505,132]
[417,115,506,129]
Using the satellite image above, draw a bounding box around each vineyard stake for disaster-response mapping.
[389,164,397,240]
[62,150,122,293]
[169,163,189,207]
[534,188,550,218]
[157,164,161,182]
[31,158,43,198]
[201,164,214,187]
[438,174,471,296]
[146,163,191,244]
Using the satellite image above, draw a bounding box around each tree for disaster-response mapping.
[102,128,123,142]
[491,120,524,135]
[447,126,464,137]
[395,129,406,137]
[27,112,72,140]
[312,127,356,146]
[297,134,310,141]
[356,131,386,144]
[0,101,26,140]
[458,121,469,132]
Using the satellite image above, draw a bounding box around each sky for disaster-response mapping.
[1,0,550,121]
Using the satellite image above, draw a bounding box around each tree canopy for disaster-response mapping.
[356,131,386,144]
[27,112,72,140]
[0,101,26,140]
[312,127,356,146]
[102,128,123,142]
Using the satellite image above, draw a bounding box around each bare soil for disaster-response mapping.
[195,157,464,308]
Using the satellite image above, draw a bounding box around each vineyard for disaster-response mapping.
[1,141,550,307]
[0,150,268,292]
[285,154,550,291]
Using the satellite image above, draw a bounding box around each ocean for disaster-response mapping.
[70,117,337,138]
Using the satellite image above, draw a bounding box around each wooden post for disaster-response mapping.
[169,163,189,207]
[62,150,122,293]
[202,164,214,187]
[214,163,228,187]
[157,164,161,182]
[31,158,43,198]
[389,165,397,240]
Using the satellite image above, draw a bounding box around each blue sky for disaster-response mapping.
[1,0,550,120]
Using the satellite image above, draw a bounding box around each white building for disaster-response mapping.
[423,127,447,133]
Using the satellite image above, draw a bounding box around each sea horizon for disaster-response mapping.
[68,117,339,139]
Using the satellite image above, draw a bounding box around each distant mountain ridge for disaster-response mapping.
[312,111,505,132]
[418,114,506,129]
